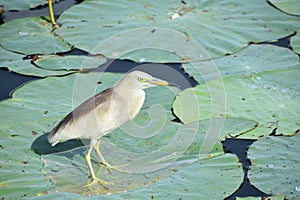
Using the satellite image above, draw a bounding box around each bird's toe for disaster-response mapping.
[99,162,130,173]
[84,177,113,187]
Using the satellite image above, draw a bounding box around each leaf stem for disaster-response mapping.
[48,0,59,29]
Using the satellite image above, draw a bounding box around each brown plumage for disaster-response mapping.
[48,88,113,146]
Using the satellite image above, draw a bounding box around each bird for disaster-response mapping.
[47,70,176,186]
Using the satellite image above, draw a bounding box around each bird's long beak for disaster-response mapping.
[149,78,179,87]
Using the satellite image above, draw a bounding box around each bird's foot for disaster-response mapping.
[83,176,113,187]
[99,162,130,173]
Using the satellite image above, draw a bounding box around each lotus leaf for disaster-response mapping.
[268,0,300,15]
[173,69,300,138]
[248,133,300,199]
[55,0,300,62]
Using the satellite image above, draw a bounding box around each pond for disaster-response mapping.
[0,0,299,199]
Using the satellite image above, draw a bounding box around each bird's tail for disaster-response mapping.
[47,131,60,147]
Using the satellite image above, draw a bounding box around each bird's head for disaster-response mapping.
[124,71,177,89]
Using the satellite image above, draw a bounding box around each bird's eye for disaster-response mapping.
[138,77,148,82]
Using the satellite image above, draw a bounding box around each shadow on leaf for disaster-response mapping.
[31,132,86,155]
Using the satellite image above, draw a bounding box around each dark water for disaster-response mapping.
[0,68,39,100]
[3,0,295,199]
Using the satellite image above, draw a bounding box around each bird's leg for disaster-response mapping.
[94,139,112,168]
[94,139,129,172]
[84,144,113,187]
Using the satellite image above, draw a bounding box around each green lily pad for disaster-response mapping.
[0,46,85,77]
[173,69,300,138]
[41,122,199,195]
[0,0,47,10]
[291,32,300,54]
[0,72,124,198]
[184,117,260,156]
[0,69,245,198]
[236,197,261,200]
[111,117,266,161]
[248,133,300,199]
[236,195,285,200]
[88,27,212,64]
[0,125,53,199]
[268,0,300,15]
[34,55,106,71]
[236,197,285,200]
[182,44,300,83]
[42,152,242,198]
[55,0,300,62]
[0,17,72,55]
[0,71,186,198]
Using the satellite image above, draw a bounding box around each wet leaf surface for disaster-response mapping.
[0,0,48,11]
[291,32,300,54]
[268,0,300,15]
[0,0,299,198]
[0,17,72,54]
[55,0,300,62]
[248,133,300,199]
[173,69,300,138]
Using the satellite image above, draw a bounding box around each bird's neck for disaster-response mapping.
[114,79,143,98]
[112,81,146,121]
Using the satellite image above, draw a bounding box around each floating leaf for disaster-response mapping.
[183,117,259,154]
[0,0,47,10]
[42,122,199,195]
[182,44,300,83]
[0,66,244,198]
[236,197,261,200]
[0,125,52,199]
[173,69,300,138]
[248,133,300,199]
[268,0,300,16]
[0,71,187,198]
[0,72,124,198]
[0,46,83,77]
[0,17,72,54]
[89,27,211,64]
[55,0,300,62]
[291,32,300,54]
[34,55,106,71]
[42,153,242,198]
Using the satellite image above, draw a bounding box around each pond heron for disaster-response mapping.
[48,71,176,186]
